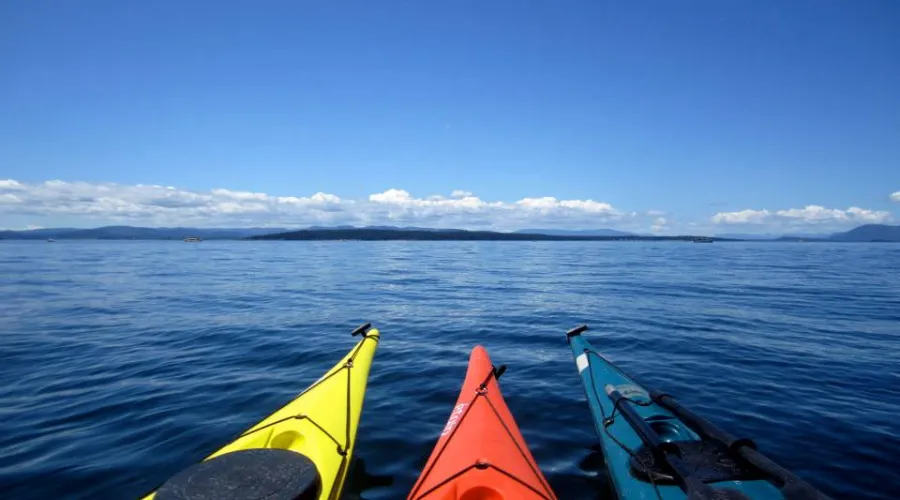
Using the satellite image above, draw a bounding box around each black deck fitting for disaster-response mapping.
[566,324,589,338]
[351,322,372,336]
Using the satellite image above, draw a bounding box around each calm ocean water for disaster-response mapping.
[1,241,898,499]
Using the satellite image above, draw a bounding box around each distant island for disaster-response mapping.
[829,224,900,242]
[0,226,286,240]
[246,224,900,242]
[1,224,899,242]
[247,228,725,242]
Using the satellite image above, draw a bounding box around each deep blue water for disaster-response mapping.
[1,241,898,499]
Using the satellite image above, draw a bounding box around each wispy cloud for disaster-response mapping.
[891,191,900,203]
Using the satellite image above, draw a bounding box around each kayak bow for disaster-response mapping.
[566,325,829,500]
[408,345,557,500]
[141,323,380,500]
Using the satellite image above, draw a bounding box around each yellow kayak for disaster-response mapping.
[142,323,381,500]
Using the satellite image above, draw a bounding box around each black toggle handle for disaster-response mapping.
[351,323,372,336]
[566,324,589,338]
[492,364,507,380]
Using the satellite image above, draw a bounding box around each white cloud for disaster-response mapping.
[711,205,891,228]
[369,188,412,204]
[711,209,771,224]
[0,180,631,230]
[363,189,628,228]
[516,197,620,215]
[368,189,500,211]
[891,191,900,203]
[845,206,891,222]
[0,180,346,227]
[774,205,849,221]
[5,179,892,233]
[0,193,22,204]
[210,189,269,201]
[560,199,618,213]
[516,197,558,210]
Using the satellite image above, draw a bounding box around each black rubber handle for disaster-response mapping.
[566,324,589,338]
[351,323,372,336]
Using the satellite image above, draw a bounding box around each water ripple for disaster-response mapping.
[0,241,898,499]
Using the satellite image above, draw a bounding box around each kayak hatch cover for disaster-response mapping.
[140,323,380,500]
[408,345,558,500]
[565,324,831,500]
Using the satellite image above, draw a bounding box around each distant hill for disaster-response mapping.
[306,225,467,232]
[248,228,719,242]
[0,226,287,240]
[5,224,896,242]
[829,224,900,242]
[2,225,617,240]
[716,232,829,240]
[715,226,900,242]
[514,228,634,237]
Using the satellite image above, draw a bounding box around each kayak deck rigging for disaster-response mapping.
[408,345,558,500]
[130,321,832,500]
[237,327,374,459]
[567,324,830,500]
[408,365,555,500]
[141,324,381,500]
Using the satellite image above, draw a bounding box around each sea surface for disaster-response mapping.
[1,241,898,499]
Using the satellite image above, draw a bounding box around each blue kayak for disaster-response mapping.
[566,325,830,500]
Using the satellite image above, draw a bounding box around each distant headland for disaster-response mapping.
[247,228,724,242]
[2,224,899,242]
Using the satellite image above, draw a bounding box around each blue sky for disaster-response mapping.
[1,0,898,234]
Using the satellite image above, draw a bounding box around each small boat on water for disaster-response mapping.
[183,237,201,242]
[47,238,55,243]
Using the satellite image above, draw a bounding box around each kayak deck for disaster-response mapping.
[408,345,557,500]
[566,325,829,500]
[142,325,380,500]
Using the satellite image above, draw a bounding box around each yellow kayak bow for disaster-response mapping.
[142,323,381,500]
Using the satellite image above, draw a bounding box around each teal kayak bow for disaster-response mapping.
[566,325,830,500]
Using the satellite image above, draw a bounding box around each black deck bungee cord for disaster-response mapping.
[583,349,665,500]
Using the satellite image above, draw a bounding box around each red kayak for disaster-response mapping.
[408,345,557,500]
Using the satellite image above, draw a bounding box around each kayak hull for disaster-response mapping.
[567,329,789,500]
[408,345,557,500]
[142,327,380,500]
